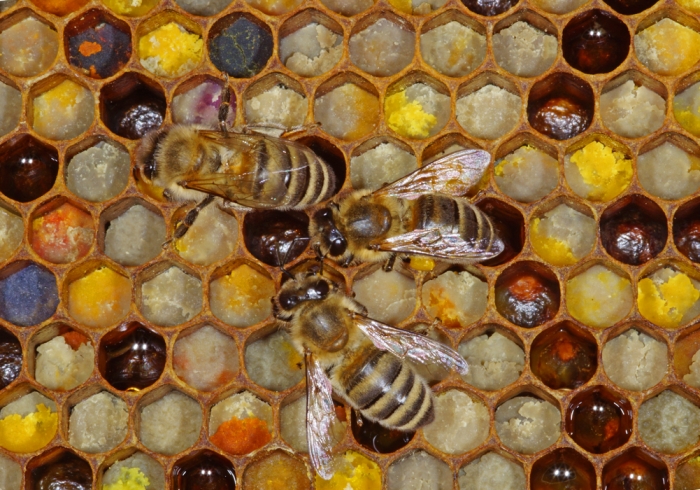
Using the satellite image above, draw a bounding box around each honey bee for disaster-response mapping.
[135,80,336,239]
[274,272,469,479]
[310,149,504,270]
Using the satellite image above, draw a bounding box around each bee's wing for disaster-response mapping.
[354,314,469,375]
[305,351,337,480]
[372,149,490,200]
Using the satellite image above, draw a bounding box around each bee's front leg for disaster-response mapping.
[173,195,215,240]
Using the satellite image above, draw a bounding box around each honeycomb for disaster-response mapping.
[0,0,699,488]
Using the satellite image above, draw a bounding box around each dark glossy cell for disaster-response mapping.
[603,0,659,15]
[674,199,700,263]
[101,76,166,140]
[531,449,596,490]
[528,74,594,140]
[66,11,131,79]
[495,263,560,328]
[243,210,309,266]
[173,450,236,490]
[531,325,596,389]
[0,329,21,388]
[100,323,166,391]
[566,387,633,454]
[461,0,518,16]
[603,450,669,490]
[351,410,413,453]
[477,198,525,266]
[0,136,58,203]
[32,452,92,490]
[0,263,59,327]
[600,197,667,266]
[563,10,630,75]
[209,17,273,78]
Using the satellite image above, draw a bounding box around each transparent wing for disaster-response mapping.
[373,149,491,200]
[354,315,469,375]
[305,351,337,480]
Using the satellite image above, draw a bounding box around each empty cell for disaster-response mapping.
[635,19,700,76]
[66,141,130,203]
[209,391,273,455]
[280,23,342,77]
[456,85,521,140]
[638,268,700,329]
[0,17,58,77]
[531,0,588,13]
[139,23,203,78]
[173,325,238,392]
[315,451,381,490]
[101,0,159,16]
[495,396,561,454]
[67,18,131,79]
[31,203,94,264]
[244,451,310,490]
[495,146,558,202]
[351,143,416,191]
[67,267,131,329]
[565,141,632,202]
[638,390,700,453]
[320,0,373,15]
[385,83,450,139]
[141,267,202,327]
[387,451,452,490]
[314,83,379,140]
[0,81,20,137]
[245,85,307,129]
[349,19,414,77]
[638,142,700,200]
[103,453,165,490]
[603,329,667,391]
[600,81,665,138]
[104,205,166,266]
[140,391,202,455]
[530,204,596,266]
[493,22,557,77]
[69,391,128,453]
[353,269,416,324]
[0,207,23,263]
[175,0,232,16]
[210,264,275,327]
[0,391,57,453]
[420,22,485,77]
[0,263,58,327]
[172,80,236,128]
[35,332,94,390]
[423,390,489,454]
[458,453,526,490]
[675,81,700,136]
[32,80,94,141]
[280,394,345,452]
[566,265,633,328]
[422,270,487,328]
[174,205,238,266]
[459,332,525,391]
[245,330,304,391]
[0,454,20,490]
[209,17,273,78]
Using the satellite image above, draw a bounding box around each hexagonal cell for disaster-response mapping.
[102,0,159,16]
[350,138,417,191]
[456,75,522,141]
[103,202,166,267]
[462,0,518,16]
[420,15,486,77]
[172,450,235,489]
[496,394,561,454]
[279,11,343,78]
[600,76,666,139]
[458,452,525,490]
[0,261,58,327]
[531,0,588,14]
[173,204,238,266]
[530,448,595,490]
[603,328,667,391]
[477,198,525,267]
[564,137,632,202]
[172,76,236,128]
[0,78,20,138]
[244,76,307,129]
[280,394,345,452]
[27,449,92,489]
[0,390,57,453]
[603,449,668,490]
[173,324,238,392]
[422,270,488,328]
[66,265,131,329]
[99,322,166,391]
[563,10,630,74]
[528,73,594,140]
[423,390,489,455]
[566,386,632,454]
[210,263,275,328]
[530,202,596,266]
[0,453,20,490]
[0,328,20,390]
[459,329,524,390]
[139,264,202,327]
[675,198,700,263]
[314,451,381,489]
[65,9,131,79]
[635,16,700,76]
[320,0,373,15]
[30,200,95,264]
[639,135,700,200]
[68,390,128,453]
[349,15,415,77]
[493,16,557,78]
[209,14,273,78]
[639,389,700,454]
[0,135,58,203]
[209,391,273,455]
[243,210,308,266]
[531,322,597,389]
[0,14,58,77]
[102,452,165,490]
[676,455,700,490]
[100,73,166,140]
[175,0,232,16]
[566,264,633,328]
[494,140,558,203]
[29,0,89,15]
[314,77,380,141]
[638,265,700,329]
[385,78,450,140]
[30,77,94,141]
[0,203,23,263]
[675,77,700,136]
[495,261,560,328]
[33,326,93,391]
[245,329,304,392]
[65,139,130,203]
[138,18,203,78]
[243,450,310,490]
[387,451,452,490]
[139,389,203,455]
[353,268,416,324]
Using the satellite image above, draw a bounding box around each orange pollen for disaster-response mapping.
[554,339,577,362]
[79,41,102,57]
[508,275,545,301]
[604,418,620,441]
[210,417,272,455]
[62,331,90,350]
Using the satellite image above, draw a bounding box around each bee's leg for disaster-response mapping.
[382,253,397,272]
[218,73,231,136]
[173,195,215,240]
[280,122,320,138]
[354,408,364,427]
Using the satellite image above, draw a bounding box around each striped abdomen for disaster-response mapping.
[340,349,434,431]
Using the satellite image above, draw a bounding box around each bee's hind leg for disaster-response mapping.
[382,253,397,272]
[173,195,216,240]
[218,73,231,136]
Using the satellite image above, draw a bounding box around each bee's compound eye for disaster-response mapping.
[279,292,299,310]
[329,235,347,257]
[308,280,330,300]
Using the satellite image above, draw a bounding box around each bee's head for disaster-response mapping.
[275,274,333,315]
[135,128,168,185]
[312,205,348,259]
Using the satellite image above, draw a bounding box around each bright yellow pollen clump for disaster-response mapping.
[139,23,203,77]
[530,218,577,266]
[410,256,436,271]
[495,145,534,177]
[569,141,632,201]
[388,0,413,13]
[68,267,131,329]
[32,79,92,139]
[101,0,159,16]
[103,467,150,490]
[316,451,382,490]
[674,95,700,137]
[635,18,700,76]
[221,265,274,311]
[0,404,57,453]
[385,91,437,139]
[638,272,700,329]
